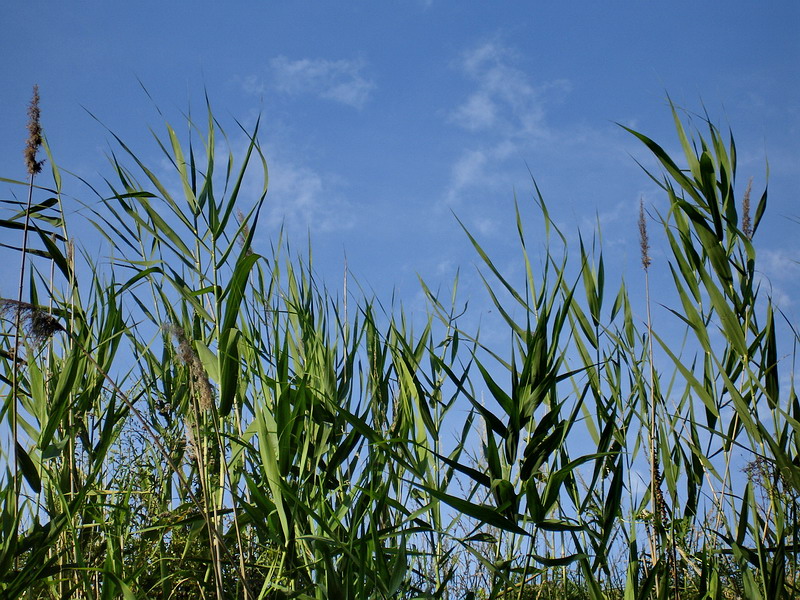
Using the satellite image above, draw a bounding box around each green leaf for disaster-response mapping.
[218,327,241,416]
[16,443,41,494]
[417,484,528,536]
[698,267,746,356]
[221,252,260,333]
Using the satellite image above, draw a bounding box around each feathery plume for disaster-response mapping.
[24,85,44,176]
[742,177,753,239]
[236,209,254,256]
[166,324,215,412]
[0,299,64,347]
[638,198,651,270]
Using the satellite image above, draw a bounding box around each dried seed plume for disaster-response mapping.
[742,177,753,239]
[638,198,651,270]
[166,324,215,412]
[24,85,44,176]
[236,209,255,256]
[0,299,64,347]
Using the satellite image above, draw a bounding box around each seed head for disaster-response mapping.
[742,177,753,239]
[24,86,44,176]
[236,210,254,256]
[638,199,651,270]
[166,324,214,412]
[0,299,64,347]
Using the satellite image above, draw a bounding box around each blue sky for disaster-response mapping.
[1,2,798,327]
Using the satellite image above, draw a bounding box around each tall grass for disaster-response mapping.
[0,89,796,599]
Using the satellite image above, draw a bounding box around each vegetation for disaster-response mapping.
[0,87,797,599]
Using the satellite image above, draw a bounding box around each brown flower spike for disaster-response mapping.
[638,198,651,270]
[24,85,44,176]
[741,177,753,240]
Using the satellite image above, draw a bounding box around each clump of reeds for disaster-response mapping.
[1,95,792,599]
[4,85,50,571]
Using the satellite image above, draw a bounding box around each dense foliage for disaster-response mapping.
[0,92,797,599]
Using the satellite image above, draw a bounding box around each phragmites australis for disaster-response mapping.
[24,85,44,176]
[742,177,753,240]
[165,324,215,412]
[638,198,651,270]
[236,209,255,256]
[0,299,64,348]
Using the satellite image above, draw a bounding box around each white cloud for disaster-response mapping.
[767,284,793,310]
[448,42,568,139]
[263,157,356,233]
[268,56,375,109]
[445,141,517,206]
[450,92,497,131]
[448,148,489,201]
[576,200,629,238]
[471,216,499,236]
[443,41,574,206]
[755,248,799,310]
[241,74,266,96]
[759,248,799,278]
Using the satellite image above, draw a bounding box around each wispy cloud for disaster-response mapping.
[261,157,356,233]
[755,248,799,309]
[448,42,569,138]
[450,92,498,131]
[259,56,375,109]
[443,41,572,207]
[759,248,800,277]
[445,141,516,205]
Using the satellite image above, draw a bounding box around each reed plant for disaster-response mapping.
[0,88,796,599]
